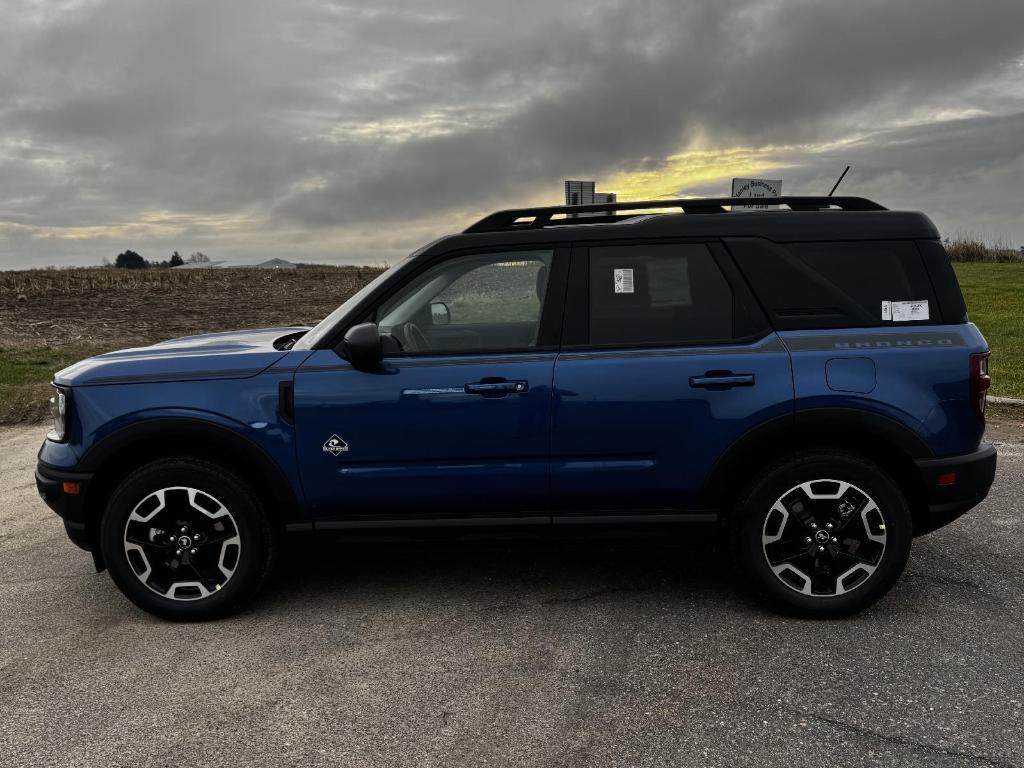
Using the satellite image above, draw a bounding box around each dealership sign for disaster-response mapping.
[731,178,782,210]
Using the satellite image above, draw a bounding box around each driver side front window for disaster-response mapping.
[375,250,554,354]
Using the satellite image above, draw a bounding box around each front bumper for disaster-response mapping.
[913,442,997,536]
[35,461,93,552]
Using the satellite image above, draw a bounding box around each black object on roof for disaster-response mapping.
[464,196,887,234]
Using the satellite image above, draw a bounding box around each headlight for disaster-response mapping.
[47,386,69,442]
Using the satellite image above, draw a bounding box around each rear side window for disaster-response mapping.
[728,239,939,329]
[587,244,738,346]
[917,239,967,323]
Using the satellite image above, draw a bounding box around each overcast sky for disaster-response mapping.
[2,0,1023,269]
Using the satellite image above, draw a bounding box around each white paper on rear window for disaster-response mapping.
[647,256,692,307]
[613,268,634,294]
[891,299,929,322]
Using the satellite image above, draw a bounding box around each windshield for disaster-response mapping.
[293,262,403,350]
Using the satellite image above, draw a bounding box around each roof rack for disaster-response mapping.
[463,196,887,234]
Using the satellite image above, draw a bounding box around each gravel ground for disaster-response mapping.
[1,418,1022,768]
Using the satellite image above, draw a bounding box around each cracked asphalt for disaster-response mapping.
[1,416,1023,768]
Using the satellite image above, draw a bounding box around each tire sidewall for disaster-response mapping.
[100,460,270,621]
[734,453,912,617]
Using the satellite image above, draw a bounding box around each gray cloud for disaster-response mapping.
[1,0,1023,269]
[685,111,1024,242]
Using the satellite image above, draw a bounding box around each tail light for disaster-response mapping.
[970,352,991,420]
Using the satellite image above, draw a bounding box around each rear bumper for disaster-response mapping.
[35,461,93,551]
[913,443,997,536]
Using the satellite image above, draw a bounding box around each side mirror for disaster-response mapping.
[430,301,450,325]
[341,322,383,370]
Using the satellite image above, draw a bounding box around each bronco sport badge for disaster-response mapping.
[322,434,349,456]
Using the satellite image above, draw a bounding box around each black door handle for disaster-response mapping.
[464,379,529,396]
[689,372,755,390]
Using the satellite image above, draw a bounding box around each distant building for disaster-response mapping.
[223,258,297,270]
[172,260,224,269]
[564,180,617,217]
[172,258,296,270]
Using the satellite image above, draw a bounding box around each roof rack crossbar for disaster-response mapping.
[463,196,886,234]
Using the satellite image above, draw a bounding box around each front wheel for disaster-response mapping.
[100,459,276,621]
[731,452,912,617]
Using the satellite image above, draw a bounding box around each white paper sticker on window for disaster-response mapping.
[891,299,929,322]
[613,268,634,294]
[647,256,691,307]
[881,300,892,321]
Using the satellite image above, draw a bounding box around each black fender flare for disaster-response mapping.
[79,417,304,560]
[701,407,932,510]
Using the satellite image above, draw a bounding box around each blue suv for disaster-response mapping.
[35,196,997,620]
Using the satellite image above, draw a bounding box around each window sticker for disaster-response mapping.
[881,301,892,321]
[647,256,692,307]
[613,268,634,294]
[891,300,929,322]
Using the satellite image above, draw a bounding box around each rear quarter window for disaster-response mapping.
[728,239,940,329]
[917,239,968,323]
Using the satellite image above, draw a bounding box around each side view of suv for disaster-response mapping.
[36,196,997,620]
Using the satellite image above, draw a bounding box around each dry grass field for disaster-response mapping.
[945,236,1023,263]
[0,265,383,423]
[0,265,383,347]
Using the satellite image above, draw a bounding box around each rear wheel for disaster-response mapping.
[731,452,912,617]
[100,459,275,621]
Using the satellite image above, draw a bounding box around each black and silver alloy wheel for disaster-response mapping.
[123,486,242,601]
[101,458,275,621]
[762,479,886,597]
[732,451,911,617]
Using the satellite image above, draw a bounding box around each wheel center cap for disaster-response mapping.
[814,530,830,544]
[177,535,193,550]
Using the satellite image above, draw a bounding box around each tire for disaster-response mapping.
[731,451,912,618]
[99,458,276,621]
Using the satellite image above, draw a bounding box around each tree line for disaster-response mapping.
[109,250,211,269]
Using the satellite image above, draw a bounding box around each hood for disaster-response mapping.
[54,327,310,387]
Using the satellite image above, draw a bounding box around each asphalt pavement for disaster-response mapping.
[1,418,1022,768]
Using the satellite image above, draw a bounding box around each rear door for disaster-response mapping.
[550,241,793,516]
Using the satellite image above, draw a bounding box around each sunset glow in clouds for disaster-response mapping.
[1,0,1023,268]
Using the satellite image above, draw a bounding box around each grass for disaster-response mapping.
[0,345,108,424]
[945,235,1022,263]
[0,347,105,388]
[954,262,1024,399]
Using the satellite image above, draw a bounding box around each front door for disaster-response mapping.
[550,242,794,515]
[294,248,566,521]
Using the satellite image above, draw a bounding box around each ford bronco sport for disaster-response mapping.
[36,196,997,620]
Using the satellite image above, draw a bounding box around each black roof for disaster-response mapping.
[424,196,940,255]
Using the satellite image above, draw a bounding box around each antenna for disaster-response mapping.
[828,165,851,197]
